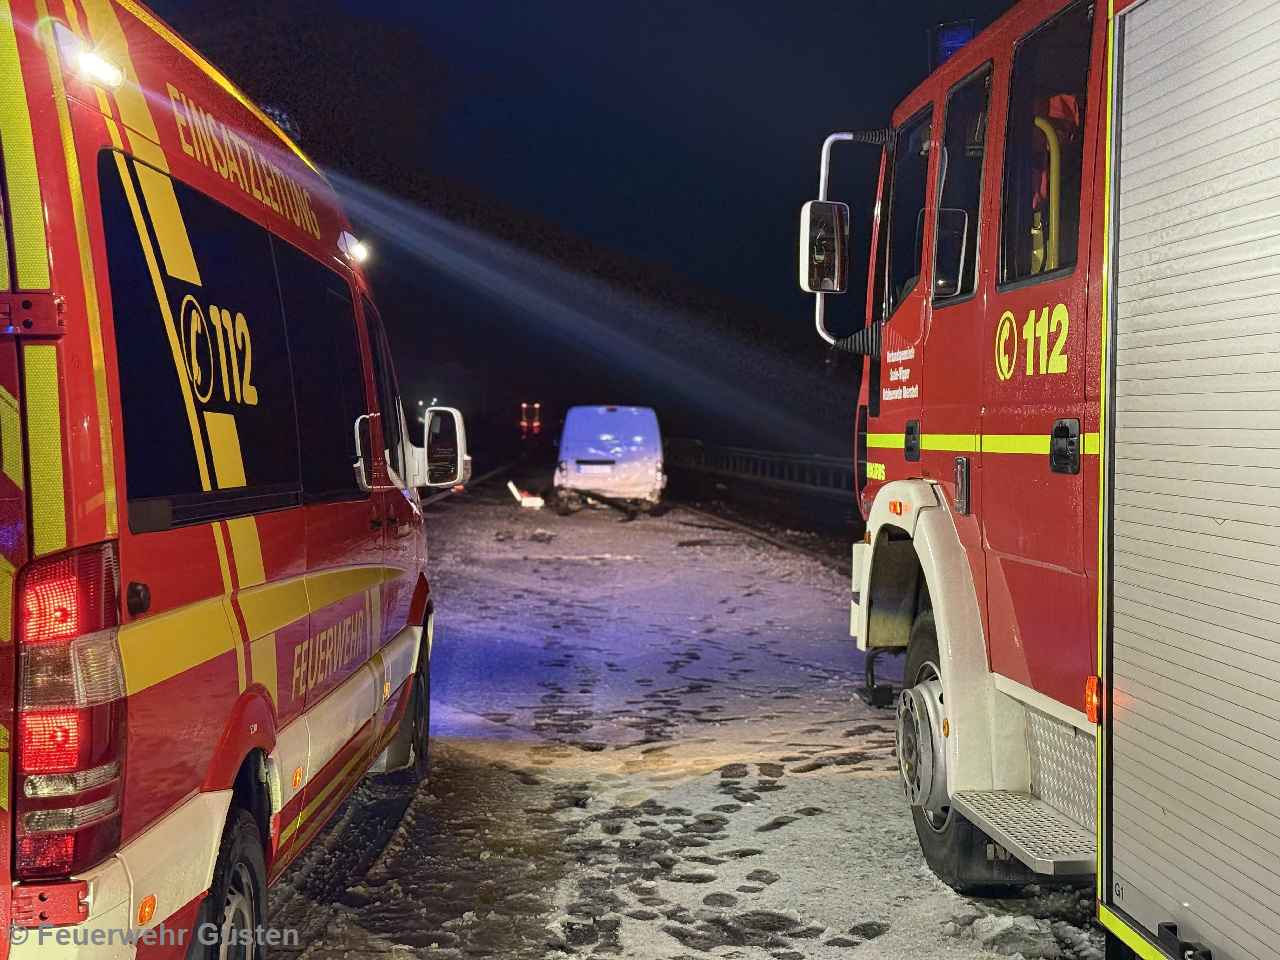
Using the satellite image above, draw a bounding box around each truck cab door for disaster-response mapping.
[920,63,994,620]
[870,106,935,477]
[979,0,1097,710]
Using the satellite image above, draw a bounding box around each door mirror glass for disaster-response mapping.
[418,406,469,488]
[798,200,850,294]
[933,207,970,297]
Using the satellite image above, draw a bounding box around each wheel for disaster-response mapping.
[186,809,266,960]
[898,609,1030,893]
[408,653,430,782]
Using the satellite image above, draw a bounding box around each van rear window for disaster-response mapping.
[97,150,369,531]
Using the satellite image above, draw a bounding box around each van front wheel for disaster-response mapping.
[409,656,430,782]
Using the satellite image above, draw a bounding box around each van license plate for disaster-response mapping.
[578,464,612,475]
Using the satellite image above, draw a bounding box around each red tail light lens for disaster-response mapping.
[19,543,118,644]
[14,542,125,881]
[18,835,74,875]
[19,711,82,773]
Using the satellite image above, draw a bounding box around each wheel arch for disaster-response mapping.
[859,480,1022,795]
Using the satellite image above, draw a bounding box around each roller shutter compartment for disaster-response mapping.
[1105,1,1280,959]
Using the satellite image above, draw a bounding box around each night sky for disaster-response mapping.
[149,0,1016,458]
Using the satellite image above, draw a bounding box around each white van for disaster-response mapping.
[554,406,666,509]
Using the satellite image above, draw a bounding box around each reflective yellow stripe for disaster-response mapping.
[34,1,118,536]
[24,344,66,555]
[204,411,246,489]
[111,151,211,490]
[133,164,202,284]
[981,433,1050,455]
[211,522,245,694]
[1097,906,1165,960]
[117,595,237,695]
[305,566,390,612]
[0,0,49,289]
[250,633,278,707]
[921,433,979,453]
[0,555,13,643]
[0,385,21,489]
[238,578,309,643]
[1098,6,1120,906]
[866,432,1100,456]
[866,433,903,449]
[116,567,398,695]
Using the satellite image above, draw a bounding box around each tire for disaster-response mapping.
[901,610,1031,893]
[185,808,267,960]
[408,654,430,782]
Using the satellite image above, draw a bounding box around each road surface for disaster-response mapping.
[266,485,1100,960]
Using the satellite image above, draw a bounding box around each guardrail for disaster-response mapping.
[664,439,860,503]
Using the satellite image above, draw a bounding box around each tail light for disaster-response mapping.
[14,542,126,880]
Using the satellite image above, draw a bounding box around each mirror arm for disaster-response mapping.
[814,129,897,345]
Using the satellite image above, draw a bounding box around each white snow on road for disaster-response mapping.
[267,488,1100,960]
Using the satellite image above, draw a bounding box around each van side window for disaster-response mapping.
[934,63,991,303]
[1000,0,1092,285]
[98,151,301,532]
[274,239,369,503]
[363,304,405,483]
[884,107,934,320]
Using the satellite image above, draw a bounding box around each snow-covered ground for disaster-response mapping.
[267,486,1101,960]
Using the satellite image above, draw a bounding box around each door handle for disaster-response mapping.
[905,420,921,463]
[371,517,384,530]
[1050,418,1080,475]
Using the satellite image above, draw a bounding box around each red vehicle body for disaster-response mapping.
[0,0,462,955]
[803,0,1105,903]
[807,1,1280,958]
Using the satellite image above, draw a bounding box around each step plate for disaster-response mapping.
[952,790,1094,876]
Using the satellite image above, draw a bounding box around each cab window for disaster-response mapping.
[1000,0,1093,285]
[274,239,370,503]
[934,63,992,303]
[885,107,934,320]
[363,304,405,483]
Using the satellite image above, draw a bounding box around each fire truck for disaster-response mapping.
[0,0,468,954]
[802,0,1280,958]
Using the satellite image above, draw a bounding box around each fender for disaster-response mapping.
[201,687,278,791]
[407,572,432,628]
[857,480,1027,796]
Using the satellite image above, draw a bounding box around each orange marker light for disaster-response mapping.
[888,500,903,515]
[384,681,391,699]
[137,894,156,926]
[1085,675,1101,724]
[292,766,303,789]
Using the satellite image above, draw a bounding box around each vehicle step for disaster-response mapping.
[951,790,1094,876]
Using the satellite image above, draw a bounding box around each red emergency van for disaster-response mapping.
[0,0,468,954]
[803,1,1280,958]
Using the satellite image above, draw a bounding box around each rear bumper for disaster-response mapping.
[9,859,131,960]
[8,790,233,960]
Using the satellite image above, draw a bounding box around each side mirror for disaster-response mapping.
[933,207,970,298]
[799,200,850,294]
[352,413,374,492]
[414,406,468,488]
